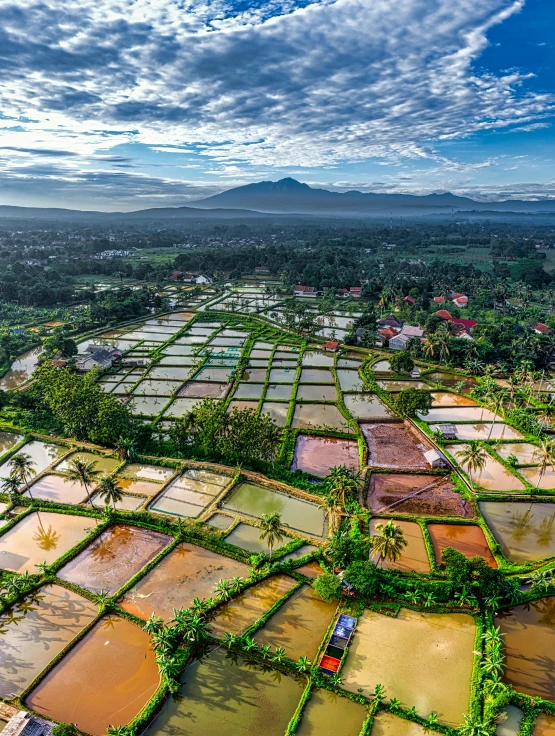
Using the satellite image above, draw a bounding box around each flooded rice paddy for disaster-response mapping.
[58,525,171,593]
[519,466,555,489]
[27,615,159,735]
[534,714,555,736]
[234,383,264,399]
[369,519,430,572]
[222,482,327,537]
[291,435,359,477]
[499,597,555,701]
[299,368,334,383]
[0,511,93,572]
[377,380,429,391]
[142,647,302,736]
[343,393,394,420]
[261,402,289,425]
[496,706,523,736]
[494,443,539,465]
[269,368,296,383]
[438,423,523,440]
[296,384,337,401]
[55,451,120,475]
[209,574,297,637]
[0,430,23,456]
[427,524,496,566]
[419,407,501,422]
[150,468,229,517]
[1,440,66,476]
[224,523,281,553]
[337,370,363,391]
[0,585,97,698]
[296,689,367,736]
[425,373,477,393]
[367,474,474,518]
[163,397,201,417]
[479,501,555,562]
[341,608,475,726]
[371,713,429,736]
[123,463,174,481]
[292,404,350,431]
[0,346,43,390]
[362,423,431,470]
[448,445,526,491]
[26,475,88,505]
[430,392,477,407]
[179,381,228,398]
[254,584,337,660]
[120,542,248,621]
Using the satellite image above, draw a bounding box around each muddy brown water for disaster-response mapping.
[430,392,477,407]
[299,368,335,384]
[27,615,160,735]
[296,385,337,401]
[209,574,297,637]
[0,584,97,698]
[0,346,43,390]
[479,501,555,563]
[499,597,555,701]
[534,714,555,736]
[291,435,359,477]
[0,511,93,573]
[292,404,351,431]
[341,608,475,726]
[254,584,337,660]
[369,519,430,573]
[58,525,171,594]
[56,451,120,475]
[362,423,431,470]
[178,381,229,398]
[428,523,496,566]
[120,542,247,621]
[448,444,526,491]
[367,474,474,518]
[141,647,302,736]
[296,688,367,736]
[371,713,430,736]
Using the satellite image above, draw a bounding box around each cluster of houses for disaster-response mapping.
[52,343,145,372]
[293,285,362,298]
[372,315,425,350]
[168,271,213,284]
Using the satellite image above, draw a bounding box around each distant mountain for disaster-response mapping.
[190,177,555,216]
[2,178,555,222]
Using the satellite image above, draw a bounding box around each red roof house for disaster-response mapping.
[436,309,452,321]
[433,296,445,304]
[404,295,415,305]
[322,341,340,352]
[453,318,477,330]
[533,322,551,335]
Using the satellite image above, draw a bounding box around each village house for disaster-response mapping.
[74,345,123,372]
[533,322,551,335]
[451,293,468,308]
[254,265,270,274]
[293,285,318,297]
[388,324,425,351]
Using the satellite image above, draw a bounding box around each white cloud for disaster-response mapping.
[0,0,553,205]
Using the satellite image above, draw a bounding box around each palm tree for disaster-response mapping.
[9,453,36,498]
[532,440,555,489]
[258,512,284,562]
[369,520,407,567]
[422,336,437,360]
[455,443,488,486]
[96,476,124,509]
[485,390,508,440]
[1,474,21,498]
[115,437,137,462]
[64,455,101,508]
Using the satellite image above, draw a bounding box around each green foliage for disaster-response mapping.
[389,351,414,374]
[344,560,380,599]
[52,724,80,736]
[32,363,134,446]
[42,327,77,359]
[394,388,432,418]
[327,528,368,568]
[440,547,507,600]
[168,398,281,464]
[312,572,344,602]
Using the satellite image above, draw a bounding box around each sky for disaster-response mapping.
[0,0,554,210]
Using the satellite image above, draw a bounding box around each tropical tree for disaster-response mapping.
[64,455,101,508]
[455,443,488,485]
[96,476,124,509]
[1,474,21,498]
[9,453,36,497]
[258,512,284,562]
[532,440,555,489]
[369,520,407,567]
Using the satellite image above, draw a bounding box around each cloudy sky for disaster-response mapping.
[0,0,554,210]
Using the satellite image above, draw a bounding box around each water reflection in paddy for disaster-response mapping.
[299,368,334,383]
[120,542,248,622]
[123,463,174,481]
[261,402,289,426]
[0,511,93,573]
[302,351,334,367]
[142,647,302,736]
[371,712,429,736]
[430,392,477,407]
[438,423,523,440]
[0,346,43,390]
[222,482,327,537]
[150,468,229,518]
[337,370,363,391]
[266,383,293,400]
[210,574,297,636]
[234,383,265,399]
[225,523,286,553]
[449,444,525,491]
[426,372,477,393]
[499,597,555,701]
[428,524,496,566]
[55,451,120,475]
[534,714,555,736]
[58,525,171,593]
[0,440,66,476]
[27,615,159,736]
[296,689,367,736]
[25,475,87,505]
[479,501,555,563]
[292,404,350,431]
[370,518,430,572]
[496,706,523,736]
[342,608,475,726]
[254,584,337,660]
[0,431,23,456]
[0,584,97,698]
[296,385,337,401]
[163,397,201,417]
[291,435,359,477]
[494,443,539,465]
[344,393,393,420]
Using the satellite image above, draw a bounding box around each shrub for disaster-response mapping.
[313,573,343,602]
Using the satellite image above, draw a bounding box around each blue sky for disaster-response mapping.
[0,0,553,210]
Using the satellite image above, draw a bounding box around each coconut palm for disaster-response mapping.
[64,455,101,508]
[369,520,407,567]
[96,476,124,509]
[532,440,555,489]
[485,390,508,440]
[258,512,284,562]
[1,474,21,498]
[324,465,361,507]
[9,453,36,497]
[455,443,488,486]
